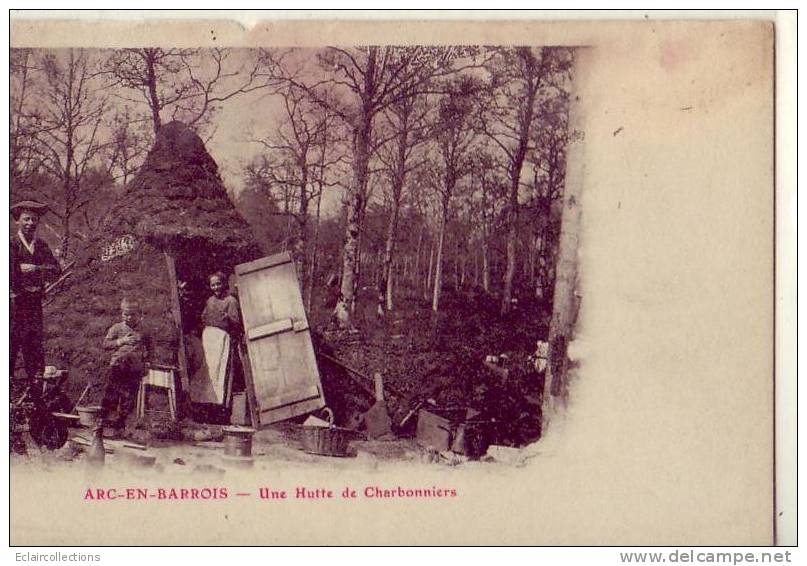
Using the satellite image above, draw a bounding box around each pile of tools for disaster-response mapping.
[319,353,496,459]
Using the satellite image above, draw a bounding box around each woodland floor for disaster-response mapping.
[14,284,550,467]
[313,284,549,447]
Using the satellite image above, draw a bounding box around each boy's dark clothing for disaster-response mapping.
[101,321,151,428]
[101,366,142,429]
[10,234,61,379]
[104,322,151,374]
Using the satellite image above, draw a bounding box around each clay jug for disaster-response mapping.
[86,425,105,466]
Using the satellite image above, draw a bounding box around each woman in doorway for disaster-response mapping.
[190,271,245,423]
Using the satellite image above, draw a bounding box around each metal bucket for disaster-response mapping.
[222,426,256,458]
[76,406,102,428]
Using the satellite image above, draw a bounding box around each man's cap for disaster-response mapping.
[11,200,49,219]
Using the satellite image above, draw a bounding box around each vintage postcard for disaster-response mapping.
[7,12,786,547]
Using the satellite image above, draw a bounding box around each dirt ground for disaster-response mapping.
[11,418,539,474]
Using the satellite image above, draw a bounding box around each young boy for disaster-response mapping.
[101,298,151,434]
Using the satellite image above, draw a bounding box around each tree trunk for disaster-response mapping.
[333,117,372,327]
[544,49,586,426]
[282,188,292,251]
[501,60,539,314]
[454,244,461,288]
[381,107,411,312]
[61,139,75,258]
[414,223,424,291]
[296,174,310,309]
[60,214,71,259]
[460,249,467,288]
[353,217,365,312]
[382,195,401,312]
[385,262,394,310]
[482,239,490,293]
[533,233,546,299]
[473,244,479,286]
[307,181,323,314]
[145,52,162,135]
[501,161,526,314]
[308,119,329,314]
[10,50,32,191]
[296,217,309,304]
[502,210,518,313]
[426,242,435,300]
[432,206,449,312]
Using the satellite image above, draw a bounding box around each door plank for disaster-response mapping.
[237,341,260,428]
[247,318,293,341]
[262,385,321,410]
[235,251,293,277]
[261,397,325,425]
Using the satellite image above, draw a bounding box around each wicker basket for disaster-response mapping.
[300,424,353,457]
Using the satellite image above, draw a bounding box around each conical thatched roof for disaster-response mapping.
[45,122,262,401]
[104,120,259,255]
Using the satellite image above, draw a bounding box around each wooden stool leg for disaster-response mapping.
[168,390,177,421]
[171,371,178,421]
[137,383,145,419]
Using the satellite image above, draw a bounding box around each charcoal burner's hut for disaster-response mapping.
[45,121,262,404]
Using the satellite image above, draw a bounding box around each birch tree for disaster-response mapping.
[249,86,344,306]
[375,92,430,312]
[260,46,480,328]
[479,47,572,314]
[526,86,572,301]
[427,77,478,312]
[468,149,508,293]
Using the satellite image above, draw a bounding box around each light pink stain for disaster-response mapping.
[660,39,688,71]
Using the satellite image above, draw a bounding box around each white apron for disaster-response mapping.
[189,327,232,406]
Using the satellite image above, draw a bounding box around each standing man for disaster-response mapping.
[10,200,61,381]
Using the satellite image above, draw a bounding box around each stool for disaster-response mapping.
[137,366,178,421]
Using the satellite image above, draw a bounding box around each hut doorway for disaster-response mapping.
[171,246,247,425]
